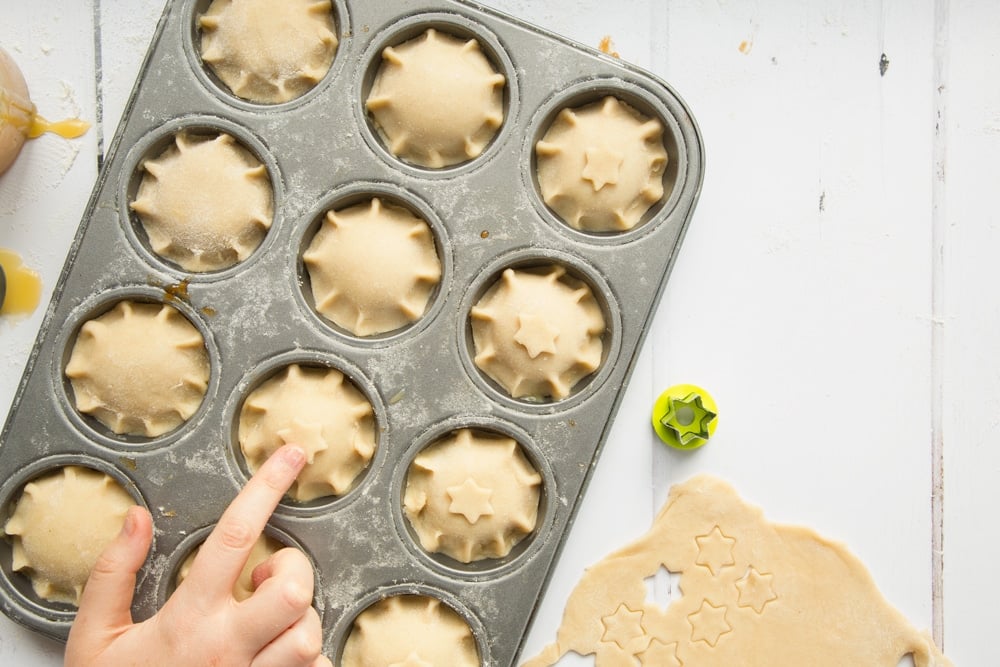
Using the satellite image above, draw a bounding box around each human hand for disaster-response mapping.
[65,444,331,667]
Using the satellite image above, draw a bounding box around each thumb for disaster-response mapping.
[72,505,153,633]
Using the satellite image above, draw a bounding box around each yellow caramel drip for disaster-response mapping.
[0,248,42,316]
[1,85,89,141]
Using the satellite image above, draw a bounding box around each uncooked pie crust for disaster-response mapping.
[341,595,480,667]
[536,96,668,232]
[65,301,210,437]
[471,265,605,400]
[3,466,136,606]
[176,534,282,602]
[238,364,376,501]
[130,131,273,272]
[522,475,953,667]
[366,28,505,168]
[303,197,442,337]
[198,0,339,104]
[403,428,541,563]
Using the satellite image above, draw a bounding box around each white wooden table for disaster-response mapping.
[1,0,996,664]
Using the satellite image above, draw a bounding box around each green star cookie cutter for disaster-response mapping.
[651,384,718,450]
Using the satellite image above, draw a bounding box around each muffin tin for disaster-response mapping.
[0,0,703,664]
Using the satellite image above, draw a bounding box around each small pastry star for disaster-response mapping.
[582,145,624,191]
[600,603,646,650]
[514,313,559,359]
[446,477,495,524]
[276,418,327,460]
[695,526,736,575]
[388,652,432,667]
[687,599,732,647]
[659,393,716,446]
[637,639,682,666]
[735,566,778,614]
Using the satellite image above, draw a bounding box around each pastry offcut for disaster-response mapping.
[130,131,273,272]
[176,534,283,601]
[471,265,605,400]
[303,197,442,337]
[238,364,376,501]
[341,594,480,667]
[523,475,953,667]
[65,301,210,437]
[404,428,542,563]
[3,466,136,606]
[536,96,668,232]
[366,28,505,168]
[198,0,339,104]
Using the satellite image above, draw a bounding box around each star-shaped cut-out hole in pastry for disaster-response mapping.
[637,638,682,667]
[581,145,624,191]
[695,525,736,575]
[687,599,732,647]
[388,652,433,667]
[513,312,560,359]
[600,603,647,650]
[276,418,327,461]
[735,566,778,614]
[659,392,717,446]
[446,477,495,524]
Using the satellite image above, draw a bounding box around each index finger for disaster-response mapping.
[183,444,306,601]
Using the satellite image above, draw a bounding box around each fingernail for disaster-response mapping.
[122,506,138,537]
[281,445,307,469]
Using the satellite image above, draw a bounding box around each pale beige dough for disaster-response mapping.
[403,428,541,563]
[176,534,283,601]
[3,466,136,606]
[65,301,210,437]
[238,364,376,501]
[130,131,273,272]
[536,96,668,232]
[522,475,953,667]
[366,28,505,168]
[198,0,338,104]
[471,265,605,400]
[303,197,441,337]
[341,595,480,667]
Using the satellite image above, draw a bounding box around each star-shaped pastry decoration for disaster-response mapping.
[446,477,495,524]
[695,525,736,575]
[600,603,647,650]
[637,639,682,666]
[276,418,326,460]
[581,145,624,191]
[687,599,732,647]
[659,392,717,446]
[388,652,433,667]
[735,566,778,614]
[513,313,559,359]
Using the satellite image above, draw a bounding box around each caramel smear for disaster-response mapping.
[599,36,620,59]
[2,85,89,141]
[0,248,42,316]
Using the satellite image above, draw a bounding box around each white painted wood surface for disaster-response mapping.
[0,0,994,664]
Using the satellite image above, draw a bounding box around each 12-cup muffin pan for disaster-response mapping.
[0,0,703,664]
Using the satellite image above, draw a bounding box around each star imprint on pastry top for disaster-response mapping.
[514,312,560,359]
[687,600,732,647]
[582,145,625,191]
[388,652,433,667]
[695,526,736,575]
[446,477,496,524]
[735,566,778,614]
[600,603,647,650]
[637,639,683,667]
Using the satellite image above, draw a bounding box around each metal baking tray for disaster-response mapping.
[0,1,703,664]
